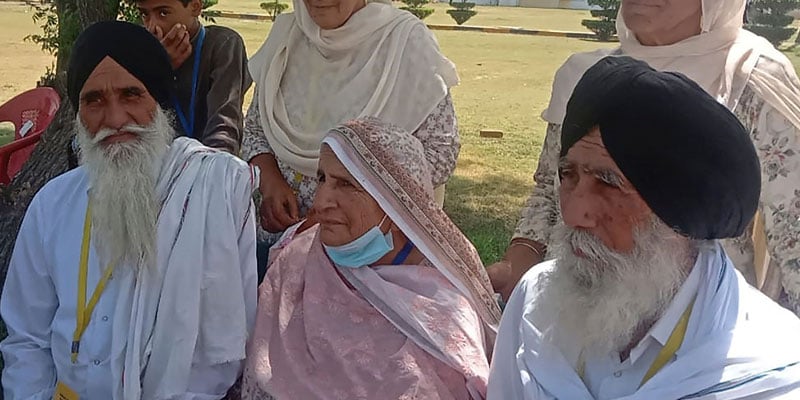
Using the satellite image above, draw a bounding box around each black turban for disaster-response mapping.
[561,56,760,240]
[67,21,174,108]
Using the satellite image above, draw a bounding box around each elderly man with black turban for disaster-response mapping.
[487,56,800,400]
[0,21,257,399]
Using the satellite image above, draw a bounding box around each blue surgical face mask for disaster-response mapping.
[323,215,394,268]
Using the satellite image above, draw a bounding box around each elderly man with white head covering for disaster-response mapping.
[488,0,800,316]
[487,56,800,400]
[0,21,257,399]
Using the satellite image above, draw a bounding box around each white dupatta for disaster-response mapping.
[247,0,458,176]
[110,138,257,399]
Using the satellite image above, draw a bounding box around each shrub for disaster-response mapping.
[745,0,800,46]
[447,1,476,25]
[580,0,619,42]
[260,0,289,21]
[401,0,434,20]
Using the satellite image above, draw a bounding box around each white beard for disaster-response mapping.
[536,218,697,356]
[75,107,174,269]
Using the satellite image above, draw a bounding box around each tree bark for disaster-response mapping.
[0,0,122,295]
[77,0,119,29]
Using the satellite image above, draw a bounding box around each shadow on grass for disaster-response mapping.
[444,172,532,266]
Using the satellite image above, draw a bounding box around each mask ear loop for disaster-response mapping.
[378,213,391,233]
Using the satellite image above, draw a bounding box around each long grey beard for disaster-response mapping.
[537,218,697,356]
[75,107,173,269]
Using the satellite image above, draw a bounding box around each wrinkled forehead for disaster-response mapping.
[564,128,624,176]
[80,56,148,96]
[318,144,353,176]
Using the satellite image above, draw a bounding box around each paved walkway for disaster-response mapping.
[208,10,601,40]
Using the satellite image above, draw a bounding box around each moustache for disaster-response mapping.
[91,124,152,144]
[561,228,619,262]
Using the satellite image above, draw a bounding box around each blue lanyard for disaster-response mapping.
[173,25,205,138]
[391,240,415,265]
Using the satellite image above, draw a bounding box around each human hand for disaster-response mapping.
[487,241,545,302]
[487,260,517,303]
[259,175,301,233]
[150,23,192,70]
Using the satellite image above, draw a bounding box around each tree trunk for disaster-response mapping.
[0,0,122,295]
[77,0,119,29]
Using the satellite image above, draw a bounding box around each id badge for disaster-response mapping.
[53,381,79,400]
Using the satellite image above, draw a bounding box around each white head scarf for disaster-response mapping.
[543,0,800,130]
[247,0,459,176]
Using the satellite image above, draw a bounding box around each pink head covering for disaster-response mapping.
[322,118,502,333]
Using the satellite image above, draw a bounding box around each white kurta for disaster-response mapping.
[0,138,258,400]
[488,243,800,400]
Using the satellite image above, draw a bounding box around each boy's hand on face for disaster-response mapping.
[150,23,192,70]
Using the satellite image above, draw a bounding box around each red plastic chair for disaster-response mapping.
[0,87,61,185]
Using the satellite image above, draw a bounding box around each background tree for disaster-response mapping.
[400,0,435,20]
[581,0,620,42]
[745,0,800,46]
[260,0,289,21]
[447,0,477,26]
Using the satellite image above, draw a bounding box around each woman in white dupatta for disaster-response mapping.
[488,0,800,315]
[242,0,461,271]
[238,118,501,400]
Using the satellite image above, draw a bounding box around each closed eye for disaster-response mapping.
[121,87,146,100]
[595,169,623,188]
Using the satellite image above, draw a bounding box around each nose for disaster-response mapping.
[560,179,599,230]
[102,99,133,132]
[143,18,159,35]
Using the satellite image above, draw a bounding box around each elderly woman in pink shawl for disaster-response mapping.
[239,118,501,400]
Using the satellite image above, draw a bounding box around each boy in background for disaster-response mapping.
[136,0,252,154]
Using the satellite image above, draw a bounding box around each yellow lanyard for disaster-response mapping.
[577,299,695,388]
[292,172,304,195]
[70,204,115,364]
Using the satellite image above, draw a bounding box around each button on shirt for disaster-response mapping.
[581,264,702,399]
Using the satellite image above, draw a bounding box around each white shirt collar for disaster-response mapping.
[627,258,702,364]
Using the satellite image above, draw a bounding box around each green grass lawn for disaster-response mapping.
[0,2,798,264]
[0,126,13,146]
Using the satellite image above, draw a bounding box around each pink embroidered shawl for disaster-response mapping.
[241,118,500,399]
